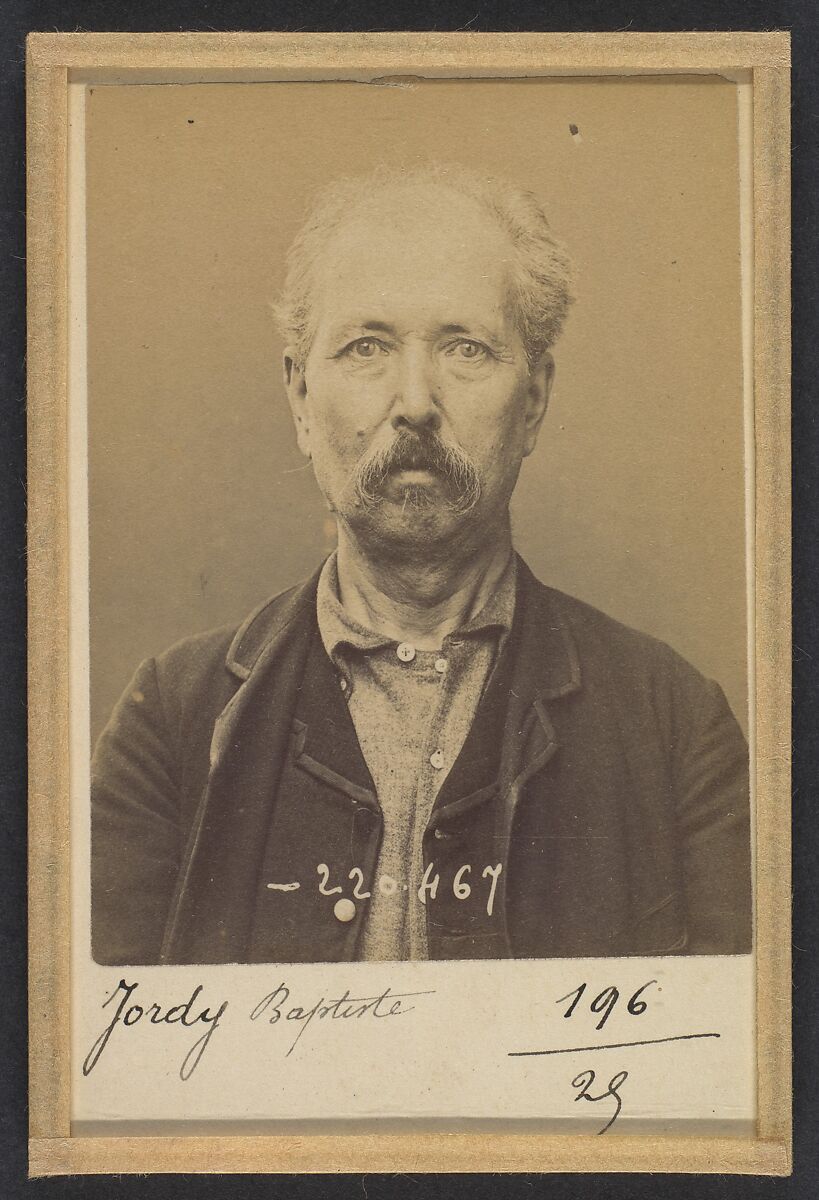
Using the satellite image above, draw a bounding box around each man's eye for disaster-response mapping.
[346,338,385,359]
[448,339,488,361]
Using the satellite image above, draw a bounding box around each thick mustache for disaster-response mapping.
[352,431,482,513]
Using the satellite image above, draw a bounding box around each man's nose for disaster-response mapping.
[391,348,441,431]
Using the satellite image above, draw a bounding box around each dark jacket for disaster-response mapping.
[91,559,752,964]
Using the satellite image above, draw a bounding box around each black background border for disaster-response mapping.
[2,3,814,1197]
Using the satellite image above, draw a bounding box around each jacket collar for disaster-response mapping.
[314,549,518,677]
[216,555,582,823]
[224,554,582,702]
[224,566,324,681]
[510,556,582,702]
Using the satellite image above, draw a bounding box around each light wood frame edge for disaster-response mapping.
[25,30,792,1177]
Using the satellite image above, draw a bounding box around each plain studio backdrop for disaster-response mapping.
[84,76,747,744]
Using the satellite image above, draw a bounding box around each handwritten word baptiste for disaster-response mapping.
[82,979,228,1081]
[250,982,434,1056]
[82,977,433,1081]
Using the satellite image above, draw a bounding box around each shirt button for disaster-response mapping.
[434,657,447,674]
[396,642,416,663]
[429,749,445,770]
[433,827,447,839]
[339,677,348,692]
[333,897,356,923]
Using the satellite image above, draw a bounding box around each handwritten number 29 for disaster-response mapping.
[572,1068,629,1135]
[557,980,657,1030]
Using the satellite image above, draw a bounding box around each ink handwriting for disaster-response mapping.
[82,976,435,1081]
[82,979,228,1081]
[571,1067,629,1134]
[249,982,435,1056]
[271,861,503,916]
[508,979,721,1132]
[556,979,658,1030]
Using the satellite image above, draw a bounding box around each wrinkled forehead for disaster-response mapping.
[311,185,520,332]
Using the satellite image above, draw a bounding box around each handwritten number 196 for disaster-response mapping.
[556,980,657,1030]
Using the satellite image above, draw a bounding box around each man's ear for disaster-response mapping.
[283,348,311,459]
[522,352,555,457]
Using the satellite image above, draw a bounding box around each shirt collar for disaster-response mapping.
[316,550,517,667]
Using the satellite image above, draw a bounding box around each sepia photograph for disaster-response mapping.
[26,31,791,1175]
[87,78,751,968]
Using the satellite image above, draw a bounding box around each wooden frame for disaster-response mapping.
[27,31,791,1176]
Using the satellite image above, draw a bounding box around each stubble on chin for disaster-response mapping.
[338,487,489,571]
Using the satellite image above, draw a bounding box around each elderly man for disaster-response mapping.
[92,163,752,965]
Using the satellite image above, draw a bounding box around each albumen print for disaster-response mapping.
[87,79,751,967]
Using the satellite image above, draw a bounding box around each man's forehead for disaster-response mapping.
[314,202,516,315]
[322,189,510,259]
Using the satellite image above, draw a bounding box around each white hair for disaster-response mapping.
[274,161,573,369]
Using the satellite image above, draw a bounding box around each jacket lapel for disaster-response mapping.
[290,631,378,808]
[430,558,581,818]
[160,571,322,963]
[245,631,383,962]
[424,560,582,958]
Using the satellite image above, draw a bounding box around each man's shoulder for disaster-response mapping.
[541,581,675,655]
[151,576,315,692]
[522,573,743,741]
[146,562,718,715]
[524,569,713,695]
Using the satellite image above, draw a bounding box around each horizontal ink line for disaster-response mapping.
[508,1032,720,1057]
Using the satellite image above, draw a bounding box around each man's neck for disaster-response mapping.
[334,525,514,650]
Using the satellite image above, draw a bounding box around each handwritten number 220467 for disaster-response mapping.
[317,861,503,916]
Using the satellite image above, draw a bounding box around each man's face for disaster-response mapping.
[284,188,553,558]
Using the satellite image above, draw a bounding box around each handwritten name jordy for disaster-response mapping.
[83,979,229,1081]
[83,979,431,1080]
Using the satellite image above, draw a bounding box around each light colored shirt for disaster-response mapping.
[315,551,517,961]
